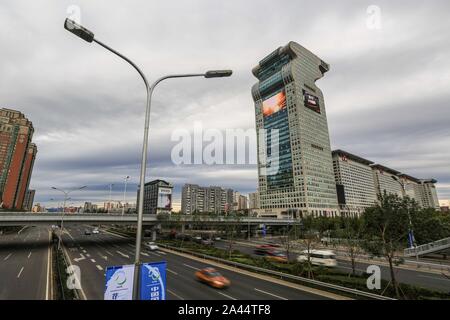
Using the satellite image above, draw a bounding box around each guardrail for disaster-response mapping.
[404,237,450,257]
[158,243,395,300]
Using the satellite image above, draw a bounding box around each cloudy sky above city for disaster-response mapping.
[1,0,449,209]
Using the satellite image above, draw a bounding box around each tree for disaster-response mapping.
[361,192,417,298]
[340,217,364,276]
[410,208,450,245]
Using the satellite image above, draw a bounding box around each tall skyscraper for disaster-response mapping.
[137,179,173,214]
[252,42,339,218]
[0,108,37,210]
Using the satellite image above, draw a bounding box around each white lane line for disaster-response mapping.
[3,253,12,261]
[140,252,149,257]
[90,259,96,263]
[96,265,103,271]
[254,288,288,300]
[116,251,130,258]
[27,251,32,259]
[82,250,87,253]
[167,289,184,300]
[167,268,178,275]
[217,292,237,300]
[17,266,24,278]
[86,254,91,258]
[17,226,27,234]
[183,263,200,271]
[149,251,161,257]
[74,254,86,262]
[157,251,166,255]
[418,275,450,282]
[127,244,135,248]
[104,250,114,256]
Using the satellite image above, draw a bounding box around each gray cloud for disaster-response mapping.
[1,0,449,207]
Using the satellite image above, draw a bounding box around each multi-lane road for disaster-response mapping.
[0,226,52,300]
[60,226,339,300]
[214,240,450,293]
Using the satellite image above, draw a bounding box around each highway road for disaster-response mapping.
[60,226,336,300]
[213,240,450,293]
[0,226,51,300]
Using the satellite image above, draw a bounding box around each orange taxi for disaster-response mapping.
[195,267,230,289]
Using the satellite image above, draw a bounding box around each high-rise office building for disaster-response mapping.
[181,184,233,214]
[252,42,339,218]
[332,150,378,217]
[0,108,37,210]
[248,192,260,210]
[23,189,35,211]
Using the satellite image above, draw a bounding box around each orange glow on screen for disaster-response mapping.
[262,91,286,117]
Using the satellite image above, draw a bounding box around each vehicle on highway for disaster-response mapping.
[193,236,202,243]
[84,229,92,235]
[92,228,99,234]
[195,267,230,289]
[145,241,159,251]
[264,250,288,263]
[297,249,337,267]
[253,244,281,255]
[201,239,214,246]
[214,236,221,241]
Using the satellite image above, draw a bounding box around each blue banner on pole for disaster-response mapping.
[140,261,167,300]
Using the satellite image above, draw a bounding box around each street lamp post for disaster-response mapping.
[64,18,232,300]
[122,176,130,216]
[51,186,87,248]
[391,176,419,260]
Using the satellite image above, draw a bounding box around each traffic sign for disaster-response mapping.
[104,264,135,300]
[139,261,166,300]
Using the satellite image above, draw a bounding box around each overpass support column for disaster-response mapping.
[181,223,185,233]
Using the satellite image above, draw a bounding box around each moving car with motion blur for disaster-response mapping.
[195,267,230,289]
[297,249,337,267]
[264,250,288,263]
[145,241,159,251]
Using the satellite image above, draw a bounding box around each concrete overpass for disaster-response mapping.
[0,212,301,227]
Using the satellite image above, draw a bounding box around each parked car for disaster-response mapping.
[92,228,100,234]
[297,250,337,267]
[195,267,230,289]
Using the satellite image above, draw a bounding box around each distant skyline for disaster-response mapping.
[1,0,449,208]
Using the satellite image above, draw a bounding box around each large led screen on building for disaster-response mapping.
[303,90,321,114]
[262,90,286,117]
[157,187,172,209]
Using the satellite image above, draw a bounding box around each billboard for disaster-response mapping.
[262,90,286,117]
[157,187,172,209]
[140,261,167,300]
[104,264,135,300]
[303,90,321,114]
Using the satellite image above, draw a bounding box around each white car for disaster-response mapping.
[92,229,100,234]
[297,249,338,267]
[145,242,159,251]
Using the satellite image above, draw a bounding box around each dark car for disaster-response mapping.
[201,239,214,246]
[84,229,91,235]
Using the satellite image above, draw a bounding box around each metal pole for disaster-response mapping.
[122,176,129,216]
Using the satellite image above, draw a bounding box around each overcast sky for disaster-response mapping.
[1,0,449,209]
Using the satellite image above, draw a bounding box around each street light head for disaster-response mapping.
[51,187,57,190]
[64,18,95,43]
[204,70,233,78]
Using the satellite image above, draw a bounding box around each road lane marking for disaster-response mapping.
[105,250,114,256]
[149,251,161,257]
[116,251,130,258]
[46,230,52,300]
[168,289,184,300]
[418,274,450,282]
[254,288,288,300]
[3,253,12,261]
[167,268,178,275]
[90,259,96,263]
[17,267,24,278]
[17,226,27,234]
[157,251,166,255]
[82,250,87,253]
[86,254,91,257]
[183,263,200,271]
[96,265,103,271]
[217,292,237,300]
[28,251,32,259]
[74,254,86,262]
[141,252,149,257]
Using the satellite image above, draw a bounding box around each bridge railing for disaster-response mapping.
[404,237,450,257]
